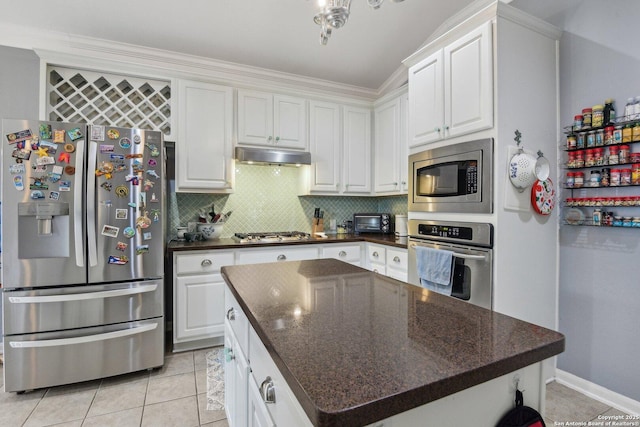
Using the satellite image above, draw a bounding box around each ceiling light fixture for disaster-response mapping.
[314,0,404,45]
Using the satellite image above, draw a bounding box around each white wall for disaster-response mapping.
[513,0,640,403]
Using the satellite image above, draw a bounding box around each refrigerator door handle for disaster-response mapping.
[8,323,158,348]
[74,140,86,267]
[7,283,158,304]
[87,140,98,267]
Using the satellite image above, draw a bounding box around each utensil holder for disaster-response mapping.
[311,218,324,234]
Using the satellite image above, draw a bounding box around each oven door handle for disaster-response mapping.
[410,243,487,261]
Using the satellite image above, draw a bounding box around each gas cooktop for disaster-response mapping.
[233,231,311,243]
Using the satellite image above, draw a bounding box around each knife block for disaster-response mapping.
[311,218,324,235]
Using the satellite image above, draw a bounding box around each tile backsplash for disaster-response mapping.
[168,164,407,239]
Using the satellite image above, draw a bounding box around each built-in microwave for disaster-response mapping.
[408,138,493,214]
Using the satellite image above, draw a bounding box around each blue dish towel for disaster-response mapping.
[415,246,454,296]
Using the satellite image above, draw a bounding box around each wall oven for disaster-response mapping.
[408,220,493,310]
[408,138,493,213]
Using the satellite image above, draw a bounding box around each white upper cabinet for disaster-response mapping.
[308,100,342,193]
[176,79,234,193]
[408,22,493,147]
[374,94,408,194]
[237,89,307,150]
[342,106,372,194]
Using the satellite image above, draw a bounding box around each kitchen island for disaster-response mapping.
[222,258,564,427]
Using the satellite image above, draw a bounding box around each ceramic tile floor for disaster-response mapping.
[0,349,632,427]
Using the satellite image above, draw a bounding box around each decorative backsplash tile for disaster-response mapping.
[167,164,407,240]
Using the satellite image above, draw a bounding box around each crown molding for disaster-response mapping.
[1,23,379,104]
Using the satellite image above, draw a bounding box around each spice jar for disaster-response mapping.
[633,123,640,141]
[596,129,605,146]
[585,148,596,167]
[593,209,602,226]
[613,125,623,144]
[586,131,596,148]
[595,147,605,165]
[620,145,630,163]
[575,150,585,167]
[592,105,604,127]
[582,107,592,128]
[631,152,640,163]
[632,164,640,185]
[608,146,620,165]
[604,125,614,145]
[574,171,584,187]
[590,170,601,186]
[566,135,577,150]
[601,168,610,186]
[566,172,575,188]
[621,168,632,185]
[577,133,586,149]
[623,124,633,143]
[610,169,622,186]
[567,151,576,167]
[574,115,583,131]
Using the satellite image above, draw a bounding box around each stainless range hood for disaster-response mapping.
[234,146,311,166]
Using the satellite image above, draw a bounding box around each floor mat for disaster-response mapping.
[206,348,225,411]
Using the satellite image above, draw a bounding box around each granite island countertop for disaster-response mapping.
[221,258,565,427]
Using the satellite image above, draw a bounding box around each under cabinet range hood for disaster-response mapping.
[234,146,311,166]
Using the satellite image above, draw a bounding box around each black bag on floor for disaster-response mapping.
[496,388,546,427]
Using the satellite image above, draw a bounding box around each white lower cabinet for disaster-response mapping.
[320,243,363,266]
[235,246,320,265]
[365,243,408,282]
[173,250,234,351]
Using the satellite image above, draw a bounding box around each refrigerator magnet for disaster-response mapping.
[30,178,48,190]
[108,255,128,265]
[58,152,71,164]
[49,191,60,200]
[123,227,136,238]
[35,146,49,157]
[59,181,71,191]
[30,190,44,199]
[150,193,159,203]
[64,143,75,153]
[151,209,160,222]
[114,185,128,197]
[146,170,159,179]
[53,129,66,143]
[100,145,114,153]
[115,209,128,220]
[135,213,151,229]
[13,175,24,190]
[101,225,120,238]
[101,182,112,191]
[40,140,57,154]
[135,245,149,255]
[143,179,154,191]
[107,129,119,140]
[143,232,152,240]
[148,158,157,167]
[9,164,25,174]
[115,242,128,251]
[6,128,32,144]
[12,148,31,161]
[146,143,160,157]
[36,156,55,166]
[67,127,83,141]
[133,134,141,144]
[119,137,131,149]
[64,166,75,175]
[39,124,52,140]
[91,125,105,141]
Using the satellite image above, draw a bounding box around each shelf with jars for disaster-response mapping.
[561,115,640,228]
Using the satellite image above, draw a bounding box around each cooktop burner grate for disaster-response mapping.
[233,231,311,243]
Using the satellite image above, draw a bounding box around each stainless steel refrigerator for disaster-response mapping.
[1,119,165,392]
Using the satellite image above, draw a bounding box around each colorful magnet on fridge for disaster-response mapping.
[12,148,31,161]
[125,153,143,159]
[39,124,52,140]
[143,232,152,241]
[30,190,44,199]
[35,146,49,157]
[30,178,48,190]
[59,181,71,192]
[100,145,114,153]
[10,164,25,174]
[49,191,60,200]
[114,185,128,198]
[143,179,154,191]
[109,153,124,160]
[128,202,137,208]
[36,156,55,166]
[40,140,57,154]
[102,200,112,208]
[101,225,119,238]
[135,245,149,255]
[101,182,113,191]
[64,166,76,175]
[136,212,151,229]
[123,227,135,238]
[119,137,131,149]
[108,255,129,265]
[148,158,157,167]
[151,209,160,222]
[53,129,65,143]
[64,143,75,153]
[116,241,128,251]
[91,125,105,141]
[6,129,32,144]
[146,170,159,179]
[115,209,128,220]
[150,193,159,202]
[67,128,83,141]
[133,134,141,144]
[107,129,120,140]
[58,152,71,163]
[13,174,24,191]
[145,143,160,157]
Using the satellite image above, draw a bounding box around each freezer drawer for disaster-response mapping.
[3,280,164,335]
[3,318,164,392]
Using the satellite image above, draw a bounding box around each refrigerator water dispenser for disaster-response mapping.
[18,202,70,258]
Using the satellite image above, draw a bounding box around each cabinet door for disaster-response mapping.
[342,106,372,194]
[174,274,225,341]
[444,21,493,139]
[238,90,274,146]
[177,80,233,192]
[248,373,275,427]
[309,100,341,193]
[374,97,402,194]
[224,328,236,424]
[408,49,444,146]
[274,94,307,150]
[399,92,409,193]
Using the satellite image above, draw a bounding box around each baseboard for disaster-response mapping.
[555,369,640,416]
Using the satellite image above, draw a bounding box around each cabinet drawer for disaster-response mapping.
[322,244,362,263]
[235,246,319,265]
[387,247,408,270]
[366,244,386,263]
[175,251,234,275]
[225,286,249,356]
[370,262,386,275]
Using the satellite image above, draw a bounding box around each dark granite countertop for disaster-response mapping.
[221,259,565,427]
[167,233,407,252]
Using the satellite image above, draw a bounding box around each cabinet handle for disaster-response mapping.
[401,181,406,185]
[260,377,276,404]
[224,347,235,362]
[445,125,450,131]
[275,136,280,142]
[226,308,236,321]
[393,256,400,263]
[277,254,287,261]
[393,182,398,186]
[373,269,379,273]
[338,251,347,257]
[435,127,441,133]
[372,251,379,258]
[267,136,273,142]
[201,259,213,267]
